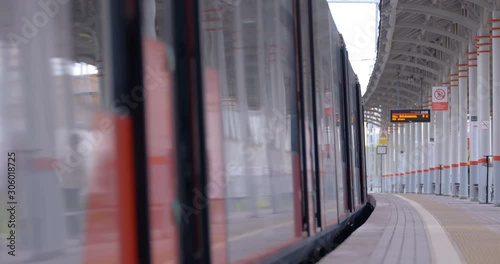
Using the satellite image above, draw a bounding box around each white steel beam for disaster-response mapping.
[392,37,457,56]
[386,59,441,77]
[396,22,469,44]
[398,4,480,30]
[381,69,438,84]
[390,49,450,67]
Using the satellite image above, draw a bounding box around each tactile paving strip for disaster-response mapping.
[402,194,500,264]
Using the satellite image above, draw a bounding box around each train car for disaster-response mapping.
[0,0,374,263]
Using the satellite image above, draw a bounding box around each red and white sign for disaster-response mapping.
[432,86,448,111]
[481,120,489,130]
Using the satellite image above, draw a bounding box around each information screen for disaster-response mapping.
[390,109,431,123]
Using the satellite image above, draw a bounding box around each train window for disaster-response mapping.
[199,0,302,262]
[0,0,120,263]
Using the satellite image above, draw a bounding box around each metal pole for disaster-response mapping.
[439,165,443,196]
[486,155,489,204]
[379,155,383,193]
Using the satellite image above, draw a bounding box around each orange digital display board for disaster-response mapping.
[391,109,431,123]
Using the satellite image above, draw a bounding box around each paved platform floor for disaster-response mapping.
[320,193,500,264]
[403,194,500,264]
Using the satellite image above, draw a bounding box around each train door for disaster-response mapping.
[305,0,325,231]
[349,76,362,208]
[198,0,306,262]
[355,83,367,204]
[296,0,319,235]
[339,45,354,213]
[349,72,362,208]
[310,0,342,227]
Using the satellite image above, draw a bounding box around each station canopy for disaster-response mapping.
[363,0,495,127]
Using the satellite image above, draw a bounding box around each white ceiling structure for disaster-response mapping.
[363,0,499,127]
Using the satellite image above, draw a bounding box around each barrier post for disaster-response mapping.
[484,155,492,203]
[439,164,443,196]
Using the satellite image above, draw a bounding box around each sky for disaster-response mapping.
[329,3,379,95]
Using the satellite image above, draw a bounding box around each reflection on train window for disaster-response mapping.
[312,0,342,226]
[199,0,301,262]
[140,0,179,263]
[0,1,368,263]
[0,0,113,263]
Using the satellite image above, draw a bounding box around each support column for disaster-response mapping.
[406,124,411,193]
[394,128,399,192]
[410,123,418,193]
[388,145,392,193]
[388,129,392,193]
[407,123,415,193]
[492,10,500,206]
[477,23,491,204]
[417,123,423,193]
[400,125,404,193]
[394,128,398,193]
[383,137,388,193]
[436,111,444,195]
[429,107,436,194]
[403,124,410,193]
[458,57,469,199]
[372,141,376,192]
[443,87,451,196]
[397,126,402,193]
[469,40,479,201]
[412,123,417,193]
[409,124,413,193]
[391,128,396,192]
[450,68,460,197]
[423,117,430,194]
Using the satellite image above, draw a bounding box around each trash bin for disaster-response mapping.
[453,183,460,198]
[472,184,479,201]
[418,183,423,194]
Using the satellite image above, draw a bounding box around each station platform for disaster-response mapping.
[319,194,500,264]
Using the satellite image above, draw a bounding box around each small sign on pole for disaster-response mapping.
[378,131,389,145]
[481,120,489,130]
[432,86,448,111]
[377,145,387,155]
